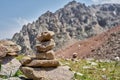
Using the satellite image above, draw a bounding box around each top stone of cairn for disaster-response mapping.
[37,31,55,42]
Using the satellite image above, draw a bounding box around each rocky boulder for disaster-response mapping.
[37,31,55,42]
[0,56,21,77]
[0,40,21,58]
[0,40,21,52]
[21,66,74,80]
[0,40,21,79]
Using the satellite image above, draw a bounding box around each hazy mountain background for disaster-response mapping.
[11,1,120,54]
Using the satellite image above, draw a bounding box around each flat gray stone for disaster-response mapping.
[21,66,74,80]
[0,56,21,76]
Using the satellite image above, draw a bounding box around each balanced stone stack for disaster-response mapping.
[20,31,60,80]
[0,40,21,79]
[0,40,21,58]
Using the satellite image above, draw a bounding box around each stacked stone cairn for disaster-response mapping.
[0,40,21,78]
[0,40,21,58]
[20,31,60,80]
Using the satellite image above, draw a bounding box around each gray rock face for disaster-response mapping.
[0,56,21,77]
[12,1,120,54]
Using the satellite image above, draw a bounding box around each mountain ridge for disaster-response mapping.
[12,1,120,54]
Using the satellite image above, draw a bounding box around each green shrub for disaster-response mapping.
[13,70,23,77]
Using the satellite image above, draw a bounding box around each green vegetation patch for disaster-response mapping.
[13,70,23,77]
[60,59,120,80]
[15,55,25,60]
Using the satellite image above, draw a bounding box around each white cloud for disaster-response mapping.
[91,0,120,4]
[15,17,33,26]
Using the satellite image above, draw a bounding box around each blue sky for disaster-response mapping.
[0,0,119,39]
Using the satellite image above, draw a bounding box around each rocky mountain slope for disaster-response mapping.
[89,28,120,60]
[12,1,120,54]
[56,26,120,60]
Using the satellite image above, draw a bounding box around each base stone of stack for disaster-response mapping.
[21,66,74,80]
[35,50,55,60]
[25,60,60,67]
